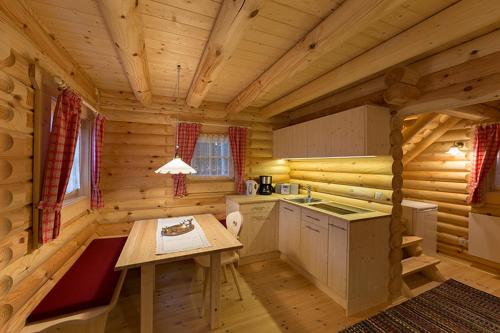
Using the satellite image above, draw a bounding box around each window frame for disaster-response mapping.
[42,89,92,227]
[190,133,234,179]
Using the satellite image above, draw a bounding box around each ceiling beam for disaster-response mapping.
[459,105,500,120]
[289,29,500,122]
[403,117,462,166]
[97,0,152,106]
[438,106,500,121]
[186,0,263,108]
[397,72,500,118]
[0,0,98,105]
[402,113,440,145]
[225,0,406,114]
[260,0,500,119]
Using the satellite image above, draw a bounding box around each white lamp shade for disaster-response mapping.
[155,157,197,174]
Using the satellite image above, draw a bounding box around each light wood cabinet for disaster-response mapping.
[278,202,301,265]
[276,201,390,315]
[273,122,308,158]
[327,215,390,315]
[226,199,278,258]
[328,218,348,301]
[273,105,390,158]
[300,219,328,284]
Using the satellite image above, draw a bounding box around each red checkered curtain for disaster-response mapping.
[91,114,105,209]
[38,90,82,243]
[229,127,248,194]
[173,123,202,197]
[467,123,500,204]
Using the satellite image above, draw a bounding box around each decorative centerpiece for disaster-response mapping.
[161,218,195,236]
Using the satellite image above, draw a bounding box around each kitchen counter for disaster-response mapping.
[225,194,390,222]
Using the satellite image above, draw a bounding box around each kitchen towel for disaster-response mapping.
[156,216,211,254]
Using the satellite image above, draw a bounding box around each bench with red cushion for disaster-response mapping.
[27,237,127,323]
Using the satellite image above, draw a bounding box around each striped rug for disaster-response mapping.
[341,279,500,333]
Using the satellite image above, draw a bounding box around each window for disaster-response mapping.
[492,152,500,191]
[191,134,233,177]
[48,96,90,201]
[65,134,81,196]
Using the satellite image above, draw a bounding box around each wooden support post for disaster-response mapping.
[29,63,42,249]
[389,113,404,301]
[384,66,421,106]
[141,263,155,333]
[210,252,221,330]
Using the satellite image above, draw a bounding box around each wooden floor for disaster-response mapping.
[106,256,500,333]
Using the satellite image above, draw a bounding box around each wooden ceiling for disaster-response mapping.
[21,0,500,116]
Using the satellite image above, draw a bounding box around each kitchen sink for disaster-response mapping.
[309,202,370,215]
[286,197,323,204]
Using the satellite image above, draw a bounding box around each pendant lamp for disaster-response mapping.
[155,65,197,175]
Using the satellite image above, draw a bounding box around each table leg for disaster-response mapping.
[141,263,155,333]
[209,252,221,330]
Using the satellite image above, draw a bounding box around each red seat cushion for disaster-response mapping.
[27,237,127,323]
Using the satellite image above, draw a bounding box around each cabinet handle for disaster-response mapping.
[330,224,346,231]
[284,207,294,212]
[305,215,320,222]
[252,207,265,211]
[306,225,320,233]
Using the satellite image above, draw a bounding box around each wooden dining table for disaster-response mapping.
[115,214,243,333]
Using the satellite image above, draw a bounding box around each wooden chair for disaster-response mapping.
[195,211,243,317]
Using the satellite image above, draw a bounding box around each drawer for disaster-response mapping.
[280,202,300,214]
[240,202,276,218]
[301,208,328,229]
[329,217,348,231]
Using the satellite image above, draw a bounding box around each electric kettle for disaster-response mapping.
[245,180,258,195]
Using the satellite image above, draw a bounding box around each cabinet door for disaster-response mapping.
[289,122,308,158]
[273,128,288,158]
[279,203,300,255]
[330,108,365,157]
[328,218,348,299]
[300,220,328,283]
[240,203,277,257]
[286,206,302,265]
[307,117,332,158]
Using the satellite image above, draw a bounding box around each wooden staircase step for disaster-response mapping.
[402,255,440,277]
[402,236,423,248]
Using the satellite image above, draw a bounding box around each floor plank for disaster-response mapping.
[106,255,500,332]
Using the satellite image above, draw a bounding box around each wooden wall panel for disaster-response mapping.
[402,122,500,271]
[0,47,102,332]
[98,92,289,224]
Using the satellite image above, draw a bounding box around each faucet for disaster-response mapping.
[306,184,312,200]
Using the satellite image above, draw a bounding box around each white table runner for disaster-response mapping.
[156,216,211,255]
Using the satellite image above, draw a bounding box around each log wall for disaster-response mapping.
[403,121,500,271]
[98,91,289,225]
[288,156,394,214]
[0,48,100,332]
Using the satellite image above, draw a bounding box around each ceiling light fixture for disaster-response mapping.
[155,65,197,175]
[447,141,465,156]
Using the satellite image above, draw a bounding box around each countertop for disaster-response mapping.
[226,194,390,222]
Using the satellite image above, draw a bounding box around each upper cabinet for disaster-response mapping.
[273,105,390,158]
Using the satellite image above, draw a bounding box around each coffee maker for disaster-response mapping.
[257,176,273,195]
